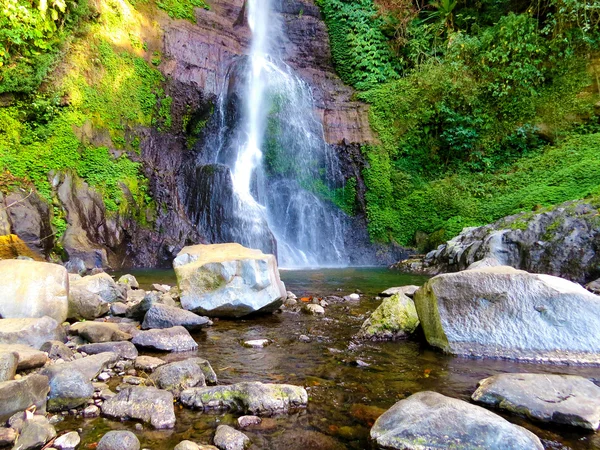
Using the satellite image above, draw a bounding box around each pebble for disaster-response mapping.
[83,405,100,418]
[243,339,270,348]
[54,431,80,450]
[97,372,110,382]
[238,415,262,428]
[348,293,360,301]
[299,335,311,342]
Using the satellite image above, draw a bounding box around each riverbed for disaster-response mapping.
[59,268,600,449]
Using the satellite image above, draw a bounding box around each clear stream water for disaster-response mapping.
[60,268,600,449]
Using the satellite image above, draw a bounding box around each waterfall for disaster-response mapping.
[187,0,356,268]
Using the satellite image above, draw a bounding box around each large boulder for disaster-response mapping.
[70,273,121,303]
[357,293,419,340]
[173,244,286,318]
[101,386,176,429]
[0,374,49,422]
[0,317,65,349]
[370,391,543,450]
[68,285,110,320]
[180,382,308,414]
[142,303,212,330]
[413,266,600,363]
[0,260,68,323]
[472,373,600,430]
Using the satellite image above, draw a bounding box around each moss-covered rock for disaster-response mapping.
[357,293,419,341]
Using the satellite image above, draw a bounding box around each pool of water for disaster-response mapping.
[60,268,600,449]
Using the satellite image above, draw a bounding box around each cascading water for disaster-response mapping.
[186,0,358,267]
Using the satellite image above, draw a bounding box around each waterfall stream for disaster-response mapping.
[187,0,356,268]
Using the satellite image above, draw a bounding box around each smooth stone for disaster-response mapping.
[213,425,249,450]
[134,355,166,372]
[141,303,212,330]
[0,344,48,370]
[303,304,324,315]
[357,293,419,341]
[0,260,69,323]
[348,293,360,301]
[0,352,17,382]
[68,285,110,320]
[0,317,65,349]
[97,430,140,450]
[42,352,119,382]
[69,322,131,343]
[83,405,100,417]
[0,374,49,422]
[370,391,543,450]
[379,285,420,298]
[41,341,74,361]
[152,284,171,293]
[110,302,129,316]
[472,373,600,430]
[11,416,56,450]
[180,381,308,414]
[78,341,138,360]
[298,335,310,343]
[131,326,197,352]
[149,360,206,396]
[54,431,80,450]
[126,291,176,320]
[174,243,286,318]
[101,386,176,429]
[243,339,269,348]
[47,369,94,411]
[174,441,218,450]
[237,416,261,428]
[71,273,121,303]
[118,275,139,290]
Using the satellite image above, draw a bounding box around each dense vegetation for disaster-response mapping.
[317,0,600,249]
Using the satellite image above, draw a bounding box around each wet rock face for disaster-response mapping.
[371,391,543,450]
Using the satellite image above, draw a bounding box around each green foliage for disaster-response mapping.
[156,0,209,21]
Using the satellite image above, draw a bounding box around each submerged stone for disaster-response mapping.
[213,425,250,450]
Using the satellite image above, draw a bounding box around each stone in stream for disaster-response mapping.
[47,369,94,411]
[175,441,219,450]
[131,326,197,352]
[0,374,49,422]
[173,243,286,318]
[78,341,138,360]
[101,386,176,429]
[149,359,206,396]
[180,381,308,414]
[243,339,270,348]
[70,272,122,303]
[213,425,250,450]
[118,274,139,290]
[53,431,81,450]
[40,341,74,361]
[68,285,110,320]
[69,322,132,343]
[414,266,600,363]
[357,293,419,341]
[42,352,119,383]
[0,352,17,382]
[0,317,65,349]
[0,344,48,370]
[237,415,261,428]
[11,415,56,450]
[303,304,324,315]
[126,291,176,319]
[141,303,212,330]
[134,355,166,372]
[110,302,129,316]
[472,373,600,430]
[379,285,420,298]
[0,260,69,323]
[370,391,543,450]
[97,430,140,450]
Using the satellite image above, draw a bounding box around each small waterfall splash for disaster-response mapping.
[187,0,355,268]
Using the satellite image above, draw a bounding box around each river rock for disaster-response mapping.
[0,427,16,447]
[0,374,49,421]
[472,373,600,430]
[71,272,121,303]
[12,415,56,450]
[131,326,197,352]
[141,303,212,330]
[173,243,286,318]
[303,304,324,315]
[47,369,94,411]
[101,386,176,429]
[0,317,65,349]
[180,381,308,414]
[0,353,17,382]
[70,322,132,343]
[0,344,48,370]
[40,340,74,361]
[357,293,419,340]
[370,391,543,450]
[97,430,140,450]
[54,431,81,450]
[237,416,261,428]
[118,274,139,290]
[0,260,69,323]
[213,425,249,450]
[78,341,138,360]
[379,285,420,298]
[126,291,176,319]
[42,352,119,382]
[174,441,218,450]
[68,285,110,320]
[188,357,217,384]
[414,266,600,363]
[149,359,206,396]
[134,355,166,372]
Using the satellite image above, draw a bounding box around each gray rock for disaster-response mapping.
[242,340,269,348]
[118,274,139,290]
[126,291,176,320]
[0,260,69,323]
[472,373,600,430]
[174,441,201,450]
[149,360,206,396]
[54,431,80,450]
[131,326,197,352]
[0,344,48,370]
[71,273,121,303]
[0,427,16,447]
[303,304,324,315]
[357,293,419,341]
[78,341,138,360]
[134,356,166,372]
[370,391,543,450]
[174,243,286,318]
[42,352,119,382]
[0,374,49,422]
[379,285,420,298]
[213,425,249,450]
[83,404,100,417]
[414,266,600,363]
[237,416,261,428]
[0,317,65,349]
[189,358,217,385]
[180,381,308,414]
[101,386,176,429]
[110,302,129,316]
[97,430,140,450]
[0,353,17,382]
[40,341,74,361]
[47,369,94,411]
[141,304,212,330]
[11,416,56,450]
[69,322,132,343]
[68,285,110,320]
[466,257,503,270]
[586,278,600,295]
